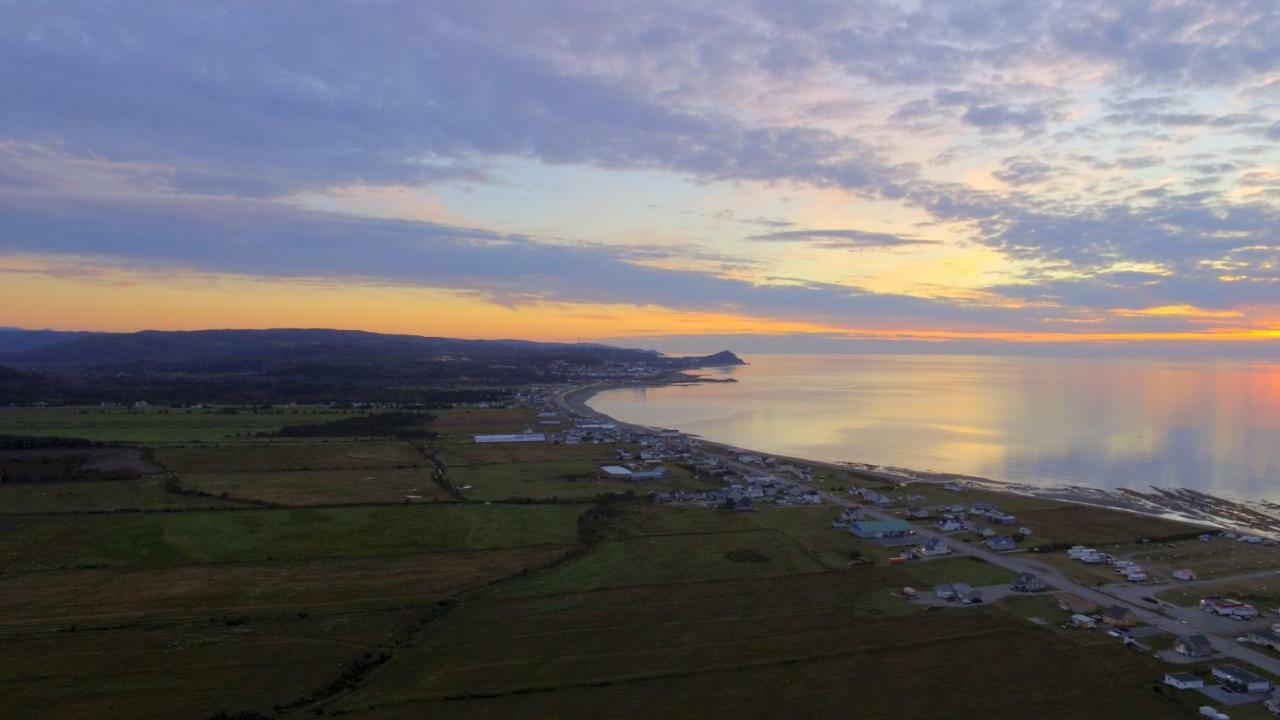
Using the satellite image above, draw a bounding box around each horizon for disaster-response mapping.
[2,2,1279,354]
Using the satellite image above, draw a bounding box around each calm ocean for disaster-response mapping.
[588,354,1280,501]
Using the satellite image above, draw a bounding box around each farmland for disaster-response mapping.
[0,404,1257,719]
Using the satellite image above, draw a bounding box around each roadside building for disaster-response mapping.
[936,516,963,532]
[1174,634,1213,658]
[985,535,1018,552]
[1012,573,1046,593]
[1102,604,1138,628]
[918,537,951,557]
[848,519,913,539]
[1212,665,1273,694]
[1163,672,1205,690]
[1071,614,1098,629]
[936,583,982,604]
[1248,629,1280,652]
[629,466,668,481]
[474,433,547,443]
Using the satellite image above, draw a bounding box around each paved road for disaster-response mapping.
[714,451,1280,677]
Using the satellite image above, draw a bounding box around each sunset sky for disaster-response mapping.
[3,1,1280,353]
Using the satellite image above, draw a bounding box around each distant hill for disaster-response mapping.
[2,328,739,369]
[0,328,743,405]
[0,328,95,354]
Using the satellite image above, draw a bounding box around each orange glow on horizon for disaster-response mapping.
[3,260,1278,347]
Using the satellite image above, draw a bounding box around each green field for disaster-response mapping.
[0,476,242,513]
[902,556,1018,588]
[0,504,584,571]
[0,405,355,443]
[1014,505,1199,545]
[1158,574,1280,608]
[179,467,451,505]
[0,405,1258,718]
[330,572,1187,720]
[493,528,829,598]
[154,439,427,473]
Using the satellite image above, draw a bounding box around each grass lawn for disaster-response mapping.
[0,477,241,513]
[997,594,1072,626]
[179,467,451,505]
[0,504,585,571]
[903,556,1018,588]
[151,439,426,473]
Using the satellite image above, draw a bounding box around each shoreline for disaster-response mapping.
[560,375,1280,538]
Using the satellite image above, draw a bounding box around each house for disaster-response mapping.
[1201,597,1259,620]
[936,516,964,532]
[629,466,668,481]
[1012,573,1046,592]
[1071,613,1098,628]
[848,519,913,539]
[971,501,996,514]
[1102,604,1138,628]
[474,433,547,443]
[936,583,982,603]
[1173,568,1198,581]
[985,535,1018,552]
[1174,634,1213,658]
[919,537,951,557]
[944,481,964,491]
[1058,593,1098,614]
[1164,672,1205,690]
[1248,629,1280,652]
[1212,665,1273,694]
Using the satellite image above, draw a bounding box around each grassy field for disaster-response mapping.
[0,504,584,571]
[1126,537,1280,579]
[0,405,355,443]
[492,528,829,598]
[154,439,427,473]
[448,459,716,501]
[1014,505,1199,545]
[179,467,452,505]
[0,546,570,631]
[1158,574,1280,609]
[902,556,1018,588]
[0,610,415,720]
[330,571,1187,720]
[0,405,1261,718]
[0,476,242,513]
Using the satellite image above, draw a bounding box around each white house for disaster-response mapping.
[1164,673,1204,690]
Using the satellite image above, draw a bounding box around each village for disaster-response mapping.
[451,383,1280,719]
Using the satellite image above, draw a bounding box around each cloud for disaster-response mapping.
[747,228,935,249]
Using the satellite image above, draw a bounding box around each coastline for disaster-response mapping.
[560,376,1280,538]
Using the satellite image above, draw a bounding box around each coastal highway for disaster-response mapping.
[712,452,1280,677]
